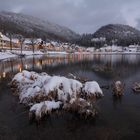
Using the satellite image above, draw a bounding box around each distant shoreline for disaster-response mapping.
[1,50,140,61]
[74,51,140,55]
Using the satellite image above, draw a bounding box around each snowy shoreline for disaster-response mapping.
[0,50,68,60]
[74,51,140,55]
[0,50,140,61]
[0,52,17,60]
[0,50,45,60]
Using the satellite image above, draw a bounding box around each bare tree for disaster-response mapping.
[30,38,36,53]
[18,35,25,54]
[8,33,13,52]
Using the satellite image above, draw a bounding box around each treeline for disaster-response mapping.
[0,20,69,42]
[76,34,140,48]
[76,24,140,48]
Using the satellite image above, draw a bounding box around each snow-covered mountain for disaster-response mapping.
[0,11,80,41]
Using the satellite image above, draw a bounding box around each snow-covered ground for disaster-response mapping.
[0,50,44,60]
[10,70,103,121]
[0,50,69,60]
[0,51,17,60]
[1,49,140,61]
[11,50,44,56]
[47,51,68,55]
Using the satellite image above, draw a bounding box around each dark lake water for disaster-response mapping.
[0,54,140,140]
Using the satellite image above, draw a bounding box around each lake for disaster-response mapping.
[0,54,140,140]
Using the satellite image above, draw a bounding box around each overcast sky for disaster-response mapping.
[0,0,140,34]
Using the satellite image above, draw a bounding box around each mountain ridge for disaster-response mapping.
[0,11,80,41]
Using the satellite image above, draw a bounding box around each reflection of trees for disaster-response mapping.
[0,54,140,80]
[112,96,122,109]
[32,56,35,70]
[91,60,140,80]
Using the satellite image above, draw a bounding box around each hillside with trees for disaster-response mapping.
[77,24,140,48]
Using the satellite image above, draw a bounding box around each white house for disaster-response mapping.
[86,47,95,52]
[124,45,138,52]
[0,32,10,48]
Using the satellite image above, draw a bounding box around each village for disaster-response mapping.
[0,32,85,54]
[1,32,140,58]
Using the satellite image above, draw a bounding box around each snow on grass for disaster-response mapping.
[43,76,83,100]
[10,70,104,121]
[63,97,97,117]
[29,101,62,120]
[112,81,125,96]
[82,81,103,97]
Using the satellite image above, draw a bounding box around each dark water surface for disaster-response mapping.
[0,54,140,140]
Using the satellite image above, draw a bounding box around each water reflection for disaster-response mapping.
[0,54,140,80]
[0,54,140,140]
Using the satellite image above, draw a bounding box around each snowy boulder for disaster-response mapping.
[82,81,103,98]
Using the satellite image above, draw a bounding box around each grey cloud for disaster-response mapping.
[0,0,140,34]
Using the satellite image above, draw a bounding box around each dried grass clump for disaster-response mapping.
[10,70,103,122]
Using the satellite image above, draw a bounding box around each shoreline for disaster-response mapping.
[74,51,140,55]
[0,50,140,61]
